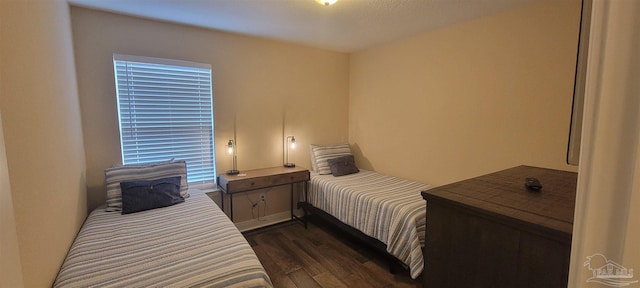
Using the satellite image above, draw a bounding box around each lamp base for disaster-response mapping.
[226,169,240,175]
[284,163,296,168]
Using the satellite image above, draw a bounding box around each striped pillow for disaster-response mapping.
[105,160,189,212]
[309,149,319,172]
[311,144,352,175]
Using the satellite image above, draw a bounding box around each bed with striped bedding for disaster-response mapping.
[307,169,433,279]
[54,189,272,288]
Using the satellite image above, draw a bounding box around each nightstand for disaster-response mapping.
[217,166,310,223]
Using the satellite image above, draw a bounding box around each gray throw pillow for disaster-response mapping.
[120,176,184,214]
[327,155,359,176]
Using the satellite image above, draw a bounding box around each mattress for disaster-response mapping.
[307,170,433,279]
[54,189,272,288]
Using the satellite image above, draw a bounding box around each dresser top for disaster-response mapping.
[422,165,577,237]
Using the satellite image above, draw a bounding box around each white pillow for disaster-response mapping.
[104,160,189,212]
[309,147,319,172]
[310,143,352,175]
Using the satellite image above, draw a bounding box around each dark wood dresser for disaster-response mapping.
[421,166,577,288]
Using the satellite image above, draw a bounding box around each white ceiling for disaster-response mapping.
[67,0,536,53]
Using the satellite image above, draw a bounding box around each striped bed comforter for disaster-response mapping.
[307,170,433,279]
[54,189,272,288]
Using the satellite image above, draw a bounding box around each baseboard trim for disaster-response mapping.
[234,211,292,232]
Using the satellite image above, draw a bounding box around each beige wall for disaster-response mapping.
[70,7,350,220]
[349,0,581,186]
[0,0,87,287]
[0,1,589,285]
[0,113,24,287]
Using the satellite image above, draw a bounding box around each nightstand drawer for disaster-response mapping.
[226,171,309,192]
[218,166,310,194]
[227,177,271,192]
[270,171,310,186]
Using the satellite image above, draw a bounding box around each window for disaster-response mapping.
[113,54,216,188]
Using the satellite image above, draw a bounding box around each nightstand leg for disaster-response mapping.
[229,194,233,221]
[290,181,309,229]
[304,181,308,228]
[290,183,294,220]
[220,191,224,212]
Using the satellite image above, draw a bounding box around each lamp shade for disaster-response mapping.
[226,140,234,155]
[226,139,239,175]
[284,136,296,168]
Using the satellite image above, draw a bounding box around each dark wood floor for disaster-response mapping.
[243,220,421,288]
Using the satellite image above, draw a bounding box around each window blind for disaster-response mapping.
[113,54,215,187]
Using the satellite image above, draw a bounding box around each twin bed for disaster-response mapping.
[304,170,432,279]
[303,144,433,279]
[54,161,273,288]
[54,189,272,287]
[55,144,431,286]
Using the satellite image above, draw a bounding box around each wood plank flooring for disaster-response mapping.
[243,220,421,288]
